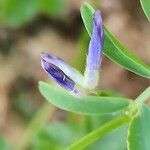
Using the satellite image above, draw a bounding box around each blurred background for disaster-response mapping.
[0,0,150,149]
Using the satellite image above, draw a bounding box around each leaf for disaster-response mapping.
[140,0,150,22]
[80,3,150,78]
[128,104,150,150]
[39,81,130,115]
[80,3,94,36]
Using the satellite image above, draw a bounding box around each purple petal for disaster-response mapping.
[84,10,104,89]
[41,52,85,97]
[94,10,104,45]
[41,52,84,85]
[86,10,104,70]
[41,58,75,91]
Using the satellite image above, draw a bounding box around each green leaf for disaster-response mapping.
[80,3,94,36]
[140,0,150,22]
[128,104,150,150]
[39,81,130,115]
[80,3,150,78]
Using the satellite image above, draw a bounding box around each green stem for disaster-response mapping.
[129,86,150,111]
[66,115,129,150]
[135,86,150,104]
[15,102,55,150]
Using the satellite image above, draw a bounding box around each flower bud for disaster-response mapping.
[41,52,84,85]
[84,10,104,90]
[41,52,84,97]
[41,58,75,91]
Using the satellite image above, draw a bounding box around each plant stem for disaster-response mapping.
[66,115,129,150]
[129,86,150,111]
[15,102,55,150]
[135,86,150,104]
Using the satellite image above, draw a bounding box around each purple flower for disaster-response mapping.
[41,10,104,96]
[84,10,104,89]
[41,57,75,91]
[41,52,84,97]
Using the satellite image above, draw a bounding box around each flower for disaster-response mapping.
[41,10,104,97]
[41,52,84,97]
[84,10,104,90]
